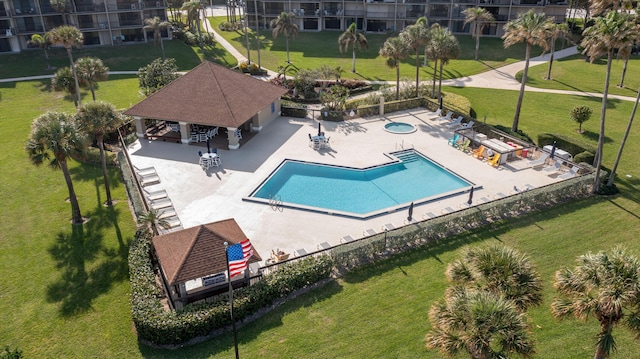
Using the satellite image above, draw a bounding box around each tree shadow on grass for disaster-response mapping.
[580,129,614,144]
[46,204,131,317]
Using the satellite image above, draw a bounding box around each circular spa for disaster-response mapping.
[384,122,417,134]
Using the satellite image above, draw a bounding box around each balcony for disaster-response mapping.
[16,24,45,33]
[12,8,38,16]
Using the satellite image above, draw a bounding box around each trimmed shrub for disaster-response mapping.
[574,151,595,164]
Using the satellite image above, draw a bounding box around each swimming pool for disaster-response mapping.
[384,122,417,134]
[247,150,474,218]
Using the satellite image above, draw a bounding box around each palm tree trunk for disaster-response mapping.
[67,47,82,107]
[44,49,52,69]
[415,49,420,98]
[97,134,113,206]
[618,56,629,87]
[431,58,438,98]
[546,45,555,80]
[474,24,480,61]
[395,64,400,100]
[512,44,530,132]
[285,36,290,63]
[593,50,613,192]
[438,60,444,99]
[352,48,357,73]
[606,87,640,187]
[60,158,83,224]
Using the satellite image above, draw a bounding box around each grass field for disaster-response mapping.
[517,54,640,98]
[208,16,531,82]
[3,29,640,358]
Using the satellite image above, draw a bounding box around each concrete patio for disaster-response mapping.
[128,108,565,262]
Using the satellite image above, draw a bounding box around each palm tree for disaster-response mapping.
[427,23,442,98]
[144,16,171,59]
[617,45,631,88]
[543,21,569,80]
[137,208,170,235]
[75,57,109,102]
[270,12,299,63]
[28,33,54,70]
[75,102,123,206]
[463,7,495,61]
[25,112,87,224]
[426,287,536,359]
[399,20,430,98]
[50,0,70,25]
[581,10,639,192]
[52,67,83,107]
[181,0,203,43]
[607,88,640,187]
[49,26,84,108]
[552,247,640,359]
[502,10,551,132]
[429,27,460,101]
[379,36,410,100]
[338,22,368,73]
[446,245,543,311]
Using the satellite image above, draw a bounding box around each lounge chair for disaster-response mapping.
[143,188,168,201]
[528,153,549,168]
[447,133,460,147]
[433,108,443,118]
[340,235,355,243]
[294,248,308,257]
[558,165,580,179]
[134,165,156,176]
[382,223,396,231]
[487,154,501,167]
[150,198,172,210]
[156,208,176,219]
[543,160,563,173]
[458,139,471,152]
[423,211,437,219]
[317,241,332,250]
[441,206,456,214]
[139,174,160,186]
[444,117,463,128]
[438,111,454,121]
[363,228,377,236]
[472,145,486,159]
[458,120,475,130]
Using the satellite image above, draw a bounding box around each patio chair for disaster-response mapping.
[527,152,549,168]
[558,165,579,179]
[444,116,463,128]
[458,139,471,152]
[447,133,460,147]
[212,127,219,137]
[458,120,475,130]
[438,111,454,121]
[199,133,208,142]
[543,160,563,173]
[472,145,486,159]
[487,153,501,167]
[190,132,198,142]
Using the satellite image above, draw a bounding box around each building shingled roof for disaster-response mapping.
[152,218,262,285]
[124,61,287,128]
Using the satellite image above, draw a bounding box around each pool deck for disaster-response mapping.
[128,108,565,261]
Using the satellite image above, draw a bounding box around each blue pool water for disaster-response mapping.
[384,122,417,134]
[249,151,472,217]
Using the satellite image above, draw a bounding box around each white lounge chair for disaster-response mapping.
[138,174,160,186]
[423,211,437,219]
[544,160,563,173]
[294,248,308,257]
[441,206,456,214]
[444,117,463,128]
[143,188,168,201]
[363,228,377,236]
[340,235,355,243]
[134,165,156,176]
[458,120,475,130]
[438,111,454,121]
[433,108,443,118]
[558,165,579,179]
[317,241,332,250]
[150,198,172,210]
[528,153,549,167]
[382,223,396,231]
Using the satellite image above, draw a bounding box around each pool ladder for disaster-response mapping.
[395,140,414,151]
[269,195,282,211]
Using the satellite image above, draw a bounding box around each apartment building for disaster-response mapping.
[246,0,568,36]
[0,0,168,53]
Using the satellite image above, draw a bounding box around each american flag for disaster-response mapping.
[227,239,254,277]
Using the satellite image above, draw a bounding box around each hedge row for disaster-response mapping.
[129,229,334,345]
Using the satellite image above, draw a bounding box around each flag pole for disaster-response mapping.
[224,242,240,359]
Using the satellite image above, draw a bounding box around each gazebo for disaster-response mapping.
[152,218,262,310]
[125,61,288,150]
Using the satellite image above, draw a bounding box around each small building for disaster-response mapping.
[152,218,262,310]
[124,60,288,150]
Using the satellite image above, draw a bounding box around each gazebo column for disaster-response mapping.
[134,116,146,138]
[227,127,240,150]
[179,122,190,144]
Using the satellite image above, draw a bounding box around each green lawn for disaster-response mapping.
[208,16,531,82]
[0,40,237,79]
[3,31,640,358]
[517,54,640,98]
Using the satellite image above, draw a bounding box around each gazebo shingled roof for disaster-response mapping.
[124,61,287,128]
[152,218,262,285]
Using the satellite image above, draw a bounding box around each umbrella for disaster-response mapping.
[467,186,474,205]
[550,140,557,159]
[206,138,211,154]
[407,202,414,221]
[318,122,322,136]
